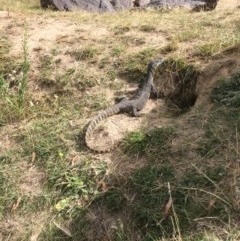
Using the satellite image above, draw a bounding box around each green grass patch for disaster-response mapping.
[17,118,69,165]
[128,163,229,239]
[122,127,175,160]
[0,152,51,217]
[196,43,221,58]
[119,48,157,82]
[0,26,30,124]
[211,72,240,107]
[197,104,240,159]
[111,45,125,57]
[54,159,107,217]
[16,117,108,217]
[0,155,20,217]
[70,46,100,62]
[197,73,240,160]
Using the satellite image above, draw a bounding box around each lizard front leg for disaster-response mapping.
[131,106,140,117]
[150,84,158,99]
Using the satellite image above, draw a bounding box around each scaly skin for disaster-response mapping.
[85,58,164,152]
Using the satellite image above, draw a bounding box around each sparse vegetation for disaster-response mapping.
[211,72,240,107]
[0,23,30,123]
[120,48,157,81]
[0,1,240,240]
[122,127,175,159]
[72,45,100,62]
[17,24,30,109]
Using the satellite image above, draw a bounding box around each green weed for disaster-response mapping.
[74,73,97,90]
[180,166,227,188]
[17,24,30,109]
[129,163,229,239]
[54,160,107,216]
[0,24,31,123]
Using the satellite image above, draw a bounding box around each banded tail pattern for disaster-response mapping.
[85,104,121,151]
[84,58,164,152]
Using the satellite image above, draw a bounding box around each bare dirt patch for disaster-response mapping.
[196,46,240,107]
[86,99,162,152]
[18,162,46,196]
[0,211,49,241]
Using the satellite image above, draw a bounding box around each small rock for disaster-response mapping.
[134,0,151,7]
[40,0,115,12]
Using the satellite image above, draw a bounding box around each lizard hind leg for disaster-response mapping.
[115,96,128,103]
[131,107,140,117]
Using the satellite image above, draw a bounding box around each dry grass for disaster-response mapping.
[0,0,240,240]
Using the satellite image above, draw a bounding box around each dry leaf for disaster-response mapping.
[53,221,72,237]
[31,152,36,163]
[207,199,216,214]
[97,180,109,192]
[163,196,172,219]
[11,197,21,212]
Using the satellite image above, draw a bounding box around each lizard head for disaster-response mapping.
[148,58,164,73]
[149,58,164,69]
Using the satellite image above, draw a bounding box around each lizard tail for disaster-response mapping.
[85,104,120,151]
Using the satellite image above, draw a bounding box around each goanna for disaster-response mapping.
[85,58,164,152]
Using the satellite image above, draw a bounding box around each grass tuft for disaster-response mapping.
[120,48,157,81]
[17,23,30,109]
[211,72,240,107]
[122,127,175,160]
[71,46,100,62]
[0,24,30,124]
